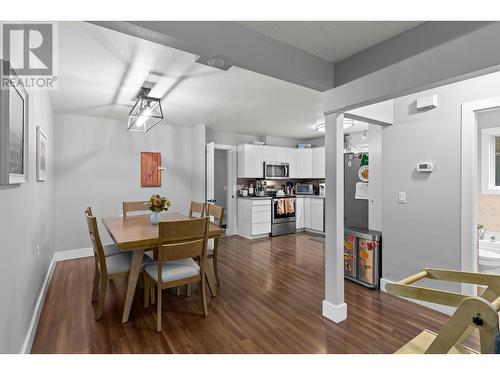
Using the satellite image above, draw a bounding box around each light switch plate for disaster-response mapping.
[398,192,407,203]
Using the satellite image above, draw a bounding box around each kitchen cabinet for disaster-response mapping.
[275,147,288,163]
[301,197,325,233]
[310,198,325,232]
[312,146,325,178]
[237,198,272,239]
[263,145,276,162]
[295,148,313,178]
[237,144,264,178]
[296,197,305,229]
[287,148,297,178]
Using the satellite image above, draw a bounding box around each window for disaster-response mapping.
[481,127,500,194]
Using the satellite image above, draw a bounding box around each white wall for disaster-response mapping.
[53,114,202,252]
[382,70,500,291]
[0,91,54,353]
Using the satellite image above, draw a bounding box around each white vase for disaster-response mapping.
[150,211,161,225]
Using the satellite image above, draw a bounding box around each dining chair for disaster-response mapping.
[85,209,151,320]
[207,204,225,286]
[189,201,206,218]
[143,217,210,332]
[122,201,149,218]
[85,207,121,257]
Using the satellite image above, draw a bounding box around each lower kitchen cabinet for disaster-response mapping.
[296,197,305,229]
[297,196,325,233]
[237,198,272,239]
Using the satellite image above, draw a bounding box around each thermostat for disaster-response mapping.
[416,162,434,173]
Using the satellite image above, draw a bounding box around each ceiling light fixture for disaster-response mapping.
[127,87,164,133]
[315,123,325,132]
[315,118,355,133]
[195,55,232,71]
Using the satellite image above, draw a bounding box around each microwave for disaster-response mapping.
[296,183,314,195]
[264,162,289,179]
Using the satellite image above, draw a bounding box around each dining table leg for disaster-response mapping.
[122,249,145,323]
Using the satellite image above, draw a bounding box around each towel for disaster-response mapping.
[277,199,285,215]
[284,198,295,214]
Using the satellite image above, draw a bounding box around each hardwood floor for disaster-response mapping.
[31,233,479,353]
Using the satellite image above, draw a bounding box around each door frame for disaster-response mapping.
[213,143,237,236]
[461,97,500,296]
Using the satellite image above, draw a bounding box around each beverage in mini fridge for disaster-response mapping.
[344,228,382,289]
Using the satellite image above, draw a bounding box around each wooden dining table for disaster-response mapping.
[102,212,224,323]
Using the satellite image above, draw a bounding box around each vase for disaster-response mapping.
[150,211,161,225]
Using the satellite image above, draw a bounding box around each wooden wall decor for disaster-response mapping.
[141,152,161,187]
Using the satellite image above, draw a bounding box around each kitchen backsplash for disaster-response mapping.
[478,194,500,232]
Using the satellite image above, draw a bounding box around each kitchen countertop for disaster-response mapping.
[238,195,325,199]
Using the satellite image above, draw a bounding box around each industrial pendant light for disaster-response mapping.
[127,87,164,133]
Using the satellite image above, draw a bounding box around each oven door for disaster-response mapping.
[272,198,296,223]
[264,163,289,179]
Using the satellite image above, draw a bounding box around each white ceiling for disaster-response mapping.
[50,22,324,139]
[239,21,422,62]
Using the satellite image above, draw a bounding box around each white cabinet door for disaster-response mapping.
[275,147,288,163]
[296,148,313,178]
[287,148,297,178]
[310,198,324,232]
[296,197,305,229]
[304,197,312,229]
[238,144,264,178]
[263,146,277,162]
[312,147,325,178]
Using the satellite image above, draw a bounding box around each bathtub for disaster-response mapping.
[479,231,500,274]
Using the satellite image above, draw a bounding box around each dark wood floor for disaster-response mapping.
[31,233,479,353]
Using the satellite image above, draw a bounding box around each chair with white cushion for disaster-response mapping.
[143,217,210,332]
[85,208,150,320]
[207,204,225,286]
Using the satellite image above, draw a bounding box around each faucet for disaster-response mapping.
[478,225,485,240]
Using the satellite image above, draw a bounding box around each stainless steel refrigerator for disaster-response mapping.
[344,227,382,289]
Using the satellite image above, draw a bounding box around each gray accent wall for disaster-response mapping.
[53,115,202,252]
[382,70,500,291]
[0,91,54,353]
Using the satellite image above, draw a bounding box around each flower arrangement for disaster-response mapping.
[146,194,172,213]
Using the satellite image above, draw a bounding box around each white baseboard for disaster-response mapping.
[55,247,93,261]
[322,300,347,323]
[380,278,456,316]
[20,247,94,354]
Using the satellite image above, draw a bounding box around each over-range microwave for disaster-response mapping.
[264,162,289,179]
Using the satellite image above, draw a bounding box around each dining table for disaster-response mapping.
[102,211,224,323]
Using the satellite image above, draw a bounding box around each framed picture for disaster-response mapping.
[36,127,47,181]
[0,60,29,185]
[141,152,162,187]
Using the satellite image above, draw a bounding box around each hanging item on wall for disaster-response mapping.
[358,166,369,182]
[360,154,369,166]
[36,127,47,181]
[141,152,162,187]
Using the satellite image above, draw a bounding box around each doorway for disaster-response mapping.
[206,142,237,236]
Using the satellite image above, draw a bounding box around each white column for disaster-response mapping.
[322,112,347,323]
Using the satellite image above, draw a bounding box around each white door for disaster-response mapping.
[206,142,215,204]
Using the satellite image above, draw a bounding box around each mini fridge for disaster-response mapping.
[344,227,382,289]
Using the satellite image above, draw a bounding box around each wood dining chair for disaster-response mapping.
[143,217,210,332]
[85,209,151,320]
[85,207,121,257]
[189,201,206,218]
[122,201,149,218]
[207,204,225,286]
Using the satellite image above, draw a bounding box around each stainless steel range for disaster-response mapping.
[271,196,296,236]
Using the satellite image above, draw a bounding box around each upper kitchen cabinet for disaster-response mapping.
[295,148,313,178]
[287,148,297,178]
[312,146,325,178]
[263,145,276,162]
[237,144,264,178]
